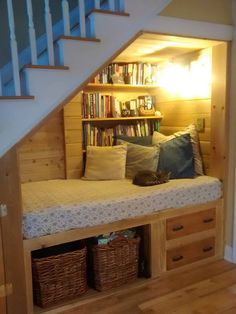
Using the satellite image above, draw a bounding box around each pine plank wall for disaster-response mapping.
[18,93,211,183]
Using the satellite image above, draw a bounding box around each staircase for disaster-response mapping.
[0,0,172,158]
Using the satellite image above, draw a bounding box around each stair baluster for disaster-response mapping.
[0,72,2,96]
[108,0,115,11]
[44,0,55,65]
[62,0,71,36]
[6,0,21,95]
[78,0,86,37]
[94,0,101,9]
[26,0,38,65]
[119,0,125,11]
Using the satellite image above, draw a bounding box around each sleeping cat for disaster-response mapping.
[133,170,170,187]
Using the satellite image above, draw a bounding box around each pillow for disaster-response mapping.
[158,133,195,179]
[117,140,159,179]
[83,145,127,180]
[152,124,204,175]
[114,135,152,146]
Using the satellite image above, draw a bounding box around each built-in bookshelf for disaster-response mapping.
[82,79,162,149]
[91,62,159,86]
[82,117,161,147]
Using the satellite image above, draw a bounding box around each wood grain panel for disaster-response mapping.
[0,148,27,314]
[160,114,210,128]
[210,43,228,180]
[64,94,83,179]
[166,208,216,240]
[0,222,6,314]
[167,237,215,270]
[19,157,65,182]
[18,112,65,183]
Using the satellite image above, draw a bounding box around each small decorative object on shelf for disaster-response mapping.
[121,108,130,117]
[139,106,155,116]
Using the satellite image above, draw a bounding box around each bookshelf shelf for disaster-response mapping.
[85,83,159,91]
[82,115,163,122]
[81,62,162,147]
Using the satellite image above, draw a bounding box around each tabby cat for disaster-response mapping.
[133,170,170,187]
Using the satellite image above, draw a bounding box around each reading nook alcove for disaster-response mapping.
[17,32,228,314]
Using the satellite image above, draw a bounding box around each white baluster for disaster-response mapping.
[119,0,125,12]
[108,0,115,11]
[6,0,21,95]
[62,0,70,36]
[44,0,55,65]
[0,72,2,96]
[94,0,100,9]
[26,0,37,65]
[78,0,86,37]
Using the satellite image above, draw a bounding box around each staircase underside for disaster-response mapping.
[0,0,233,158]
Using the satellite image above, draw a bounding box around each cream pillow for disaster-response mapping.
[152,124,204,175]
[83,145,127,180]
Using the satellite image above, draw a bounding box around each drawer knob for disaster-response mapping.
[203,218,214,223]
[172,224,184,232]
[172,255,184,262]
[202,246,213,252]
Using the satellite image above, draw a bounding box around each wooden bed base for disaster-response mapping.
[23,198,224,314]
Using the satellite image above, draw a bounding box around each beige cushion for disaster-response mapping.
[83,145,127,180]
[117,140,159,179]
[152,124,204,175]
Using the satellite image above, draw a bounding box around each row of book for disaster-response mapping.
[91,62,159,86]
[82,92,156,119]
[83,120,160,147]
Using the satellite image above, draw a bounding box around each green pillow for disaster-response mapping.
[117,140,159,179]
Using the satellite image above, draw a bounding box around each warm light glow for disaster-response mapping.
[157,49,212,98]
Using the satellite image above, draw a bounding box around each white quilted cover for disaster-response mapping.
[21,176,222,239]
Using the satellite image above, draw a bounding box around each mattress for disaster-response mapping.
[21,176,222,239]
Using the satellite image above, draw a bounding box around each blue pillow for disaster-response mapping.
[114,135,152,146]
[158,133,194,179]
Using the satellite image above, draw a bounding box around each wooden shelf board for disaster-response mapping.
[82,116,163,122]
[34,278,148,314]
[84,83,159,91]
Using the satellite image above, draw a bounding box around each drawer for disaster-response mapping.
[166,208,216,240]
[167,237,215,270]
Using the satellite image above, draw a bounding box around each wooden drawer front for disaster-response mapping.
[167,237,215,270]
[166,208,216,240]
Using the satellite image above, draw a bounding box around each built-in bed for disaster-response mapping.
[22,176,222,239]
[21,175,224,313]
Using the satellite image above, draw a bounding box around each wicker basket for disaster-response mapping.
[92,236,140,291]
[32,243,87,308]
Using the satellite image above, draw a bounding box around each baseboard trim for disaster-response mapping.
[224,245,234,262]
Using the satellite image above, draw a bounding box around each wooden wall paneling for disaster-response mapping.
[215,199,224,259]
[0,222,6,314]
[149,220,166,278]
[64,94,83,178]
[0,148,27,314]
[18,112,65,182]
[210,42,229,180]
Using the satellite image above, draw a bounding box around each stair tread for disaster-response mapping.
[91,9,130,16]
[59,36,101,42]
[0,95,35,100]
[24,65,69,70]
